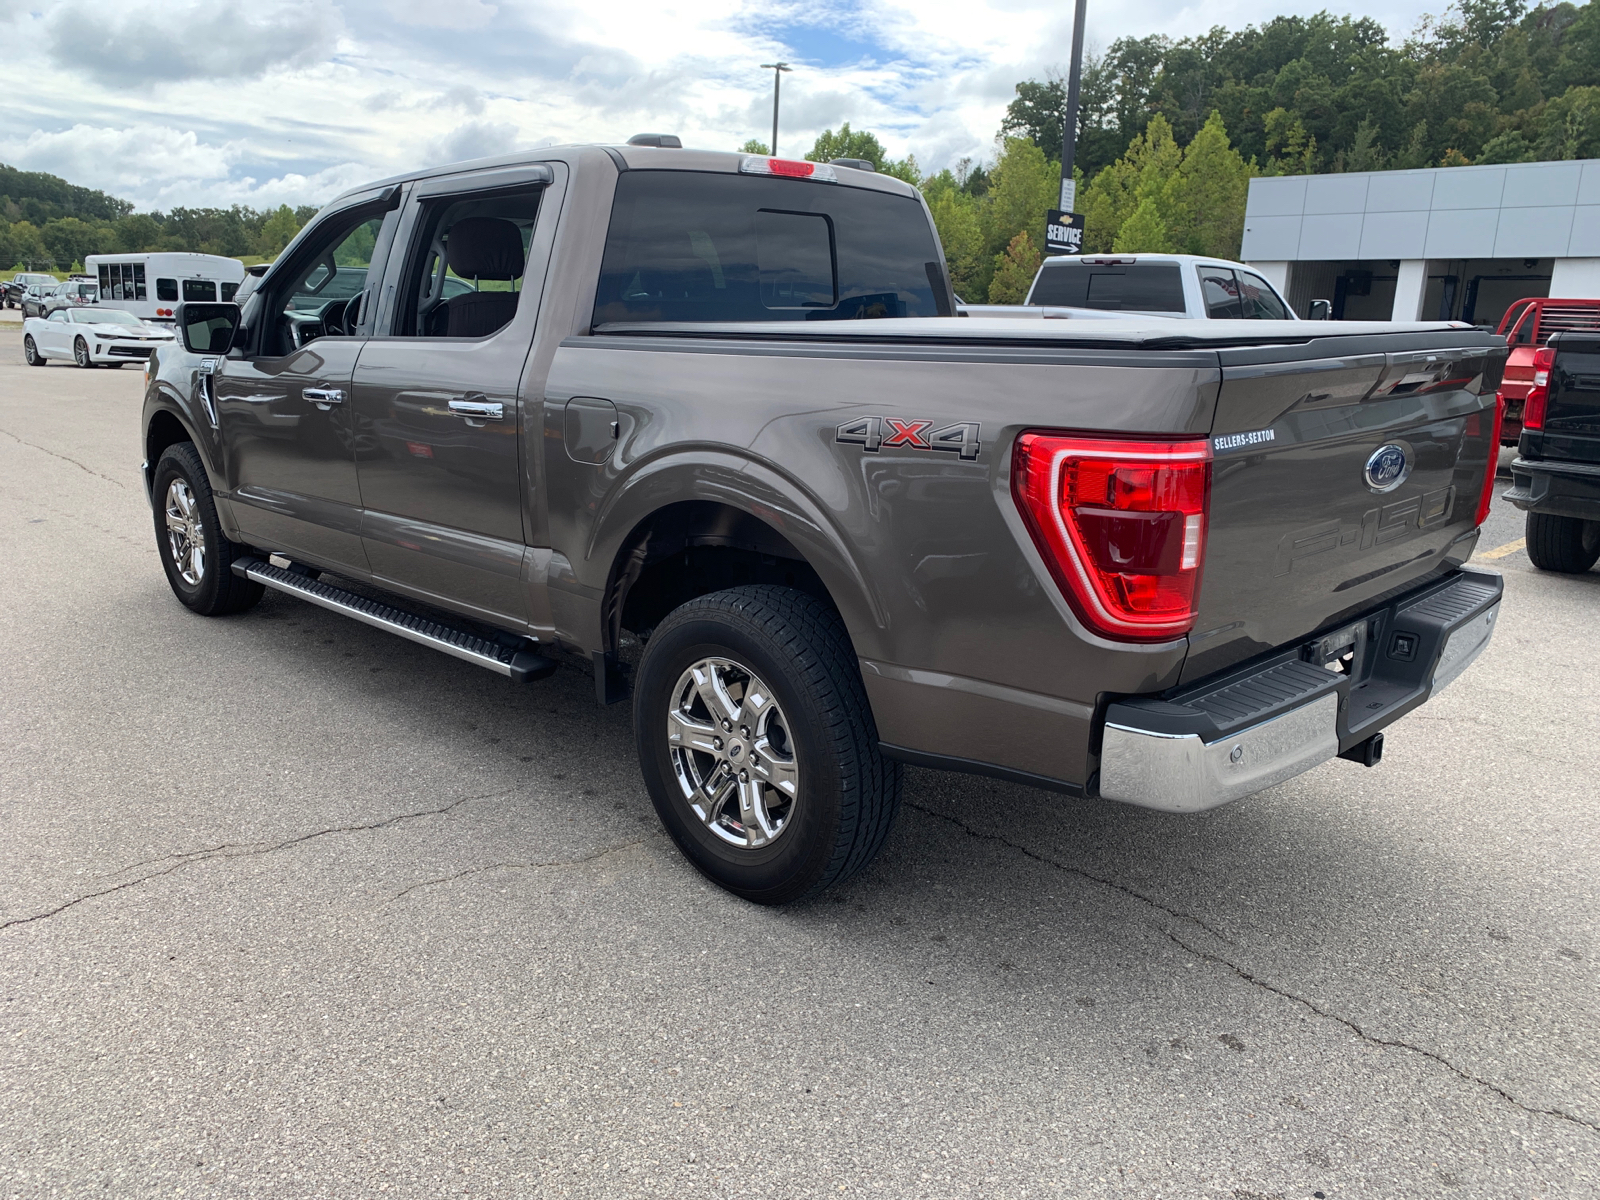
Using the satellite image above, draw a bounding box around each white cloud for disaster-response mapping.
[0,123,373,211]
[425,120,524,166]
[43,0,343,86]
[388,0,500,29]
[0,0,1447,211]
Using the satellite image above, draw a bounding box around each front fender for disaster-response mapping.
[142,347,232,531]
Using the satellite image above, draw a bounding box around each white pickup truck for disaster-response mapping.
[959,253,1317,322]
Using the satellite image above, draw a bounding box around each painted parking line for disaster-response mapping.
[1477,536,1527,560]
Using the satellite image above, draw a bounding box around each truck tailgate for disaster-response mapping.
[1184,331,1505,683]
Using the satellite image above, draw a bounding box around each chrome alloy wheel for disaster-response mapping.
[667,657,799,849]
[164,478,206,586]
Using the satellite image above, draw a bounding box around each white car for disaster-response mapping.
[22,307,176,368]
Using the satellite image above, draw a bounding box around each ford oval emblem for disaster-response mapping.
[1364,444,1411,493]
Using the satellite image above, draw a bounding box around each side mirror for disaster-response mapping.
[1307,298,1332,321]
[176,301,242,353]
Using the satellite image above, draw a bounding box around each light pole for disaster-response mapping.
[1045,0,1088,255]
[760,62,791,156]
[1058,0,1088,211]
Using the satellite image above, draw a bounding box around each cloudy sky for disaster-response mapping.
[3,0,1443,212]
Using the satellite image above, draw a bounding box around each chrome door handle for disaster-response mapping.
[304,387,345,410]
[448,399,504,422]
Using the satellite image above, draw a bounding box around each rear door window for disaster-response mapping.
[1236,271,1290,319]
[594,171,947,324]
[1198,266,1243,318]
[1028,262,1186,312]
[157,278,179,301]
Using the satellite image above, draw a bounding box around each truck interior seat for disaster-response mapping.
[440,217,524,338]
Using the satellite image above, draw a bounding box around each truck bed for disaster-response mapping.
[554,316,1505,788]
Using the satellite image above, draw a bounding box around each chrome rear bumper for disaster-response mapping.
[1097,568,1503,813]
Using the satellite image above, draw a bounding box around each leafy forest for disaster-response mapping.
[900,0,1600,303]
[7,1,1600,305]
[0,162,317,276]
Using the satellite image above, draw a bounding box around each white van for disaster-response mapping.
[83,252,246,324]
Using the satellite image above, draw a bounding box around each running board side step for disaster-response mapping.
[231,557,558,683]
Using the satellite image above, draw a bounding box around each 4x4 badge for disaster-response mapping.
[837,417,981,460]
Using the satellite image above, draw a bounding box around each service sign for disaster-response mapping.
[1045,210,1086,255]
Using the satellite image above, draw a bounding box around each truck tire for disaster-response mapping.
[151,442,265,615]
[23,335,45,366]
[633,586,902,904]
[1525,511,1600,574]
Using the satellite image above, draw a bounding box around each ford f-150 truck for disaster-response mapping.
[141,142,1508,904]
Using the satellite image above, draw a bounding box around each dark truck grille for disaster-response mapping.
[109,346,153,357]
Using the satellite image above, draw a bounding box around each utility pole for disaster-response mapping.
[759,62,791,156]
[1045,0,1089,255]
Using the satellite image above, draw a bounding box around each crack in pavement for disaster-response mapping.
[0,427,129,491]
[385,841,645,903]
[1163,928,1600,1137]
[906,801,1599,1138]
[1,787,513,933]
[906,800,1234,944]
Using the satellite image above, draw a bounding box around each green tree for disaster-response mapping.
[3,220,47,268]
[1080,114,1180,252]
[1535,84,1600,157]
[113,213,163,252]
[1477,127,1538,160]
[1161,112,1252,258]
[40,217,112,269]
[806,123,919,183]
[254,205,303,258]
[981,137,1058,263]
[1262,108,1318,174]
[739,139,769,154]
[927,187,987,301]
[1112,197,1174,253]
[987,232,1041,303]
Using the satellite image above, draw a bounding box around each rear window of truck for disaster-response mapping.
[1029,261,1186,312]
[593,171,948,325]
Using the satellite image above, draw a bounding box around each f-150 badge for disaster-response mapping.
[836,417,981,460]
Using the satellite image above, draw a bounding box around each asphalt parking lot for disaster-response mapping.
[1,328,1596,1199]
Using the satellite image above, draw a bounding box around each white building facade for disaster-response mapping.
[1241,158,1600,328]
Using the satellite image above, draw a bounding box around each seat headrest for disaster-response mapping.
[446,218,524,281]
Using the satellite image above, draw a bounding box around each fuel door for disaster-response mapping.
[564,396,620,465]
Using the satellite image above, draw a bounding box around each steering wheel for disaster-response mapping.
[342,290,363,335]
[322,298,350,336]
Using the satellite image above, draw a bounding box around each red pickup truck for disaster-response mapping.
[1496,298,1600,442]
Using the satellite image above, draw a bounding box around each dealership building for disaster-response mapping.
[1241,158,1600,327]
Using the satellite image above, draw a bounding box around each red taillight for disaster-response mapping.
[1522,345,1555,430]
[1475,392,1506,526]
[1013,433,1212,641]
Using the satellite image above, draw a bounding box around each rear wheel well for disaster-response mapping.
[611,502,836,645]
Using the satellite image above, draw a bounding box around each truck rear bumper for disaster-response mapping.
[1504,457,1600,521]
[1098,567,1503,813]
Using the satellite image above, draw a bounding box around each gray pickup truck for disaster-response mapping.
[141,143,1508,903]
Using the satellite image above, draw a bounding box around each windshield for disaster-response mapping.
[76,309,143,326]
